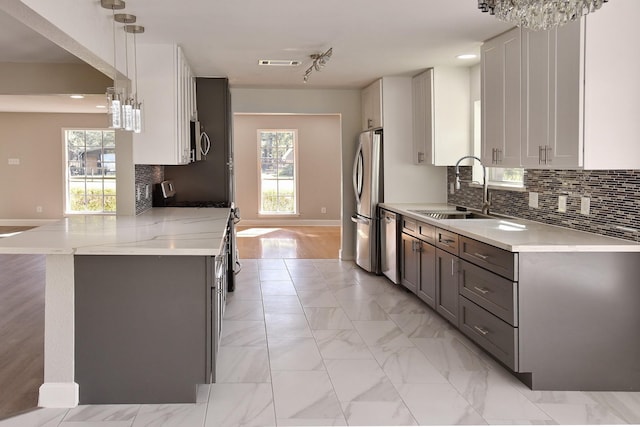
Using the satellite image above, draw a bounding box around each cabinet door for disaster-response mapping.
[435,248,459,326]
[400,233,419,294]
[362,79,383,130]
[522,22,581,168]
[417,241,436,308]
[481,28,522,167]
[411,69,433,165]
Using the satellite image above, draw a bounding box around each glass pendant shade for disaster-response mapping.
[123,98,134,131]
[107,87,122,129]
[478,0,609,30]
[133,102,142,133]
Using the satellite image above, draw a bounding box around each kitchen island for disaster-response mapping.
[381,203,640,391]
[0,208,231,407]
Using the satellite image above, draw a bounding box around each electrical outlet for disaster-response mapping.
[8,158,20,165]
[528,192,539,208]
[449,183,455,195]
[136,186,141,201]
[36,206,43,213]
[321,207,327,214]
[581,197,590,215]
[558,195,567,213]
[145,184,150,199]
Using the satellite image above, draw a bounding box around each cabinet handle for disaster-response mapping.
[498,149,503,164]
[473,286,490,295]
[418,152,425,163]
[538,146,543,165]
[451,258,457,276]
[474,325,490,336]
[441,238,455,245]
[473,252,489,260]
[491,148,496,164]
[546,146,552,164]
[367,118,373,129]
[416,242,423,253]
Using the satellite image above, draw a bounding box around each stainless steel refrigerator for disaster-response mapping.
[351,129,383,273]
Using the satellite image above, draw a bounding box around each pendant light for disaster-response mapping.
[101,0,125,129]
[125,24,145,133]
[116,13,136,131]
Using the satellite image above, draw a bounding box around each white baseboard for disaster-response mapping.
[38,382,79,408]
[237,219,341,227]
[0,219,59,226]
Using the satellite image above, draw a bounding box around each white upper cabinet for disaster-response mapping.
[481,28,522,167]
[412,67,471,166]
[133,44,197,165]
[482,0,640,170]
[361,79,383,130]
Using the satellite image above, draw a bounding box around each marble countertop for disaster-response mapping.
[380,203,640,253]
[0,208,231,256]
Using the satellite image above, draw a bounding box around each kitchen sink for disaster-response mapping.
[408,210,494,220]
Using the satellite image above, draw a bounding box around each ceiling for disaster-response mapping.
[0,1,512,111]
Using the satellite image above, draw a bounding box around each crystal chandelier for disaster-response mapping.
[477,0,609,30]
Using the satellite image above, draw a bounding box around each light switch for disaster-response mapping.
[581,197,590,215]
[528,192,538,208]
[558,195,567,213]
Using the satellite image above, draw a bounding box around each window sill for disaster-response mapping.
[258,213,300,217]
[468,182,527,193]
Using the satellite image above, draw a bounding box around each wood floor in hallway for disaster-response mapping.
[0,254,45,420]
[236,225,341,259]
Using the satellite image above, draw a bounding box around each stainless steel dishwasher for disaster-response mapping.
[380,208,399,284]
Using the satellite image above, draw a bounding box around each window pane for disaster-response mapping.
[65,130,116,214]
[258,129,297,214]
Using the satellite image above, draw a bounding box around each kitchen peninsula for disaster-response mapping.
[381,203,640,391]
[0,208,232,406]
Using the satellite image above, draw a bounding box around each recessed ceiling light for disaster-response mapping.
[70,94,85,99]
[456,54,477,60]
[96,105,107,109]
[258,59,301,66]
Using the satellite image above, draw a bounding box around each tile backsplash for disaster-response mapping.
[447,167,640,242]
[134,165,164,214]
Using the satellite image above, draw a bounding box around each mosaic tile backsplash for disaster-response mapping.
[134,165,164,214]
[447,167,640,242]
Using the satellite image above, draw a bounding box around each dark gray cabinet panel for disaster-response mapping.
[459,236,517,280]
[75,255,213,404]
[435,248,458,325]
[400,233,419,294]
[459,259,518,326]
[417,241,436,308]
[459,296,518,371]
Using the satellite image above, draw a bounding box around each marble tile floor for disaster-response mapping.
[3,259,640,426]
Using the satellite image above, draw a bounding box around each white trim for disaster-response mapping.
[238,219,341,227]
[38,382,79,408]
[468,182,527,193]
[0,219,59,226]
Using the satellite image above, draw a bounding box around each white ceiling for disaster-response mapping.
[0,1,512,111]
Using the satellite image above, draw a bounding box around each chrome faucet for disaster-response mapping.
[454,155,490,215]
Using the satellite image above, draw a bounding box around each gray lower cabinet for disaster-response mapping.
[75,255,221,404]
[435,248,458,325]
[400,232,419,294]
[400,217,436,308]
[417,242,436,307]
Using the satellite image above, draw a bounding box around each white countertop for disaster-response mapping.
[0,208,230,256]
[380,203,640,253]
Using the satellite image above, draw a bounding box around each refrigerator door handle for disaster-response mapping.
[351,215,370,225]
[352,142,364,205]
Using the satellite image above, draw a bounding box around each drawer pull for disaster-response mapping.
[473,286,490,295]
[441,238,455,244]
[473,252,489,260]
[474,325,490,336]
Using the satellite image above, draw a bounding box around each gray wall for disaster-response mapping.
[230,88,362,260]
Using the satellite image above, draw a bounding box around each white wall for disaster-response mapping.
[231,88,361,259]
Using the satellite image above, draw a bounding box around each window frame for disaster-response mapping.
[256,128,299,216]
[63,128,117,215]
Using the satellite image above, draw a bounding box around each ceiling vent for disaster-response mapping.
[258,59,301,66]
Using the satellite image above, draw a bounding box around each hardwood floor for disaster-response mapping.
[0,254,45,420]
[236,226,341,259]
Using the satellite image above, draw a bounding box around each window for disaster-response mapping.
[64,129,116,213]
[258,129,297,214]
[488,167,524,187]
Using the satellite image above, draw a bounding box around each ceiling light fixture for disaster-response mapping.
[303,47,333,83]
[477,0,608,30]
[258,59,301,66]
[70,95,85,99]
[456,54,477,60]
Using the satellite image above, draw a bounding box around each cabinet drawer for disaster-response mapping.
[418,222,435,244]
[402,217,417,234]
[436,228,458,254]
[459,260,518,326]
[459,297,518,371]
[459,236,517,280]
